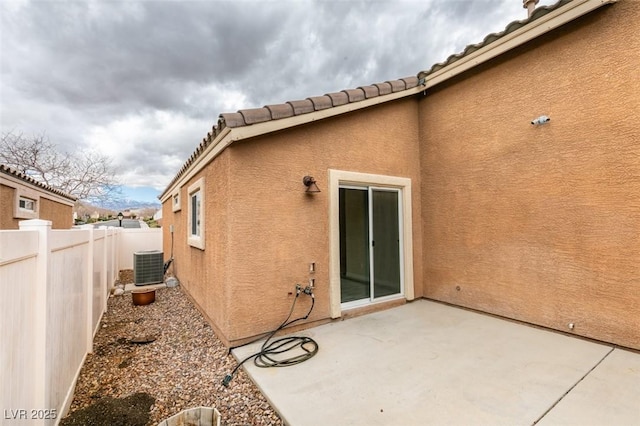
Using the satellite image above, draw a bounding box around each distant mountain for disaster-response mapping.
[96,198,161,211]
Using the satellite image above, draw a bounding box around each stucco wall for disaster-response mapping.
[162,150,231,339]
[0,184,18,229]
[39,197,73,229]
[165,97,424,346]
[222,98,423,344]
[419,2,640,349]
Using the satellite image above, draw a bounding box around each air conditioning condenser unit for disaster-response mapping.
[134,250,164,286]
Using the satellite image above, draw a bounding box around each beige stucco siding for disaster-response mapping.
[162,150,231,339]
[0,184,18,229]
[419,2,640,349]
[39,197,73,229]
[222,98,423,343]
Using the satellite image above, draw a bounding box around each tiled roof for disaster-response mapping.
[418,0,572,79]
[164,76,420,194]
[0,164,77,201]
[219,77,419,130]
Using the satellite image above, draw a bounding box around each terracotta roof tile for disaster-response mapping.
[307,96,333,111]
[240,108,272,125]
[373,82,393,95]
[359,85,380,99]
[287,99,315,115]
[342,88,365,102]
[162,75,419,197]
[418,0,572,79]
[387,80,406,92]
[0,164,77,201]
[325,91,349,106]
[219,112,246,128]
[401,76,419,89]
[265,103,294,120]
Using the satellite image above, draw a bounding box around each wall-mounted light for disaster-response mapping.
[303,176,321,193]
[531,115,550,125]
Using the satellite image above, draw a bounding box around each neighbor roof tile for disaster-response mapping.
[0,164,76,201]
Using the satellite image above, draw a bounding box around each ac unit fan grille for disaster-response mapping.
[134,250,164,286]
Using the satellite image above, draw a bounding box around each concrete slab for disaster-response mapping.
[233,300,615,426]
[537,348,640,425]
[124,282,166,292]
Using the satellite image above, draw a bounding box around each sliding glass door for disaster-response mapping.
[339,186,403,306]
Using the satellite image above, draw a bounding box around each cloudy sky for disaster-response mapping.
[1,0,554,202]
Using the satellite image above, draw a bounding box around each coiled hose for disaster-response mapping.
[222,285,318,387]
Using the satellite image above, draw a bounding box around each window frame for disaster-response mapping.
[14,188,39,220]
[172,190,181,212]
[187,178,205,250]
[19,196,36,212]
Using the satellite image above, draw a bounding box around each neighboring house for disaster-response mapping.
[153,208,162,226]
[0,164,76,229]
[160,0,640,350]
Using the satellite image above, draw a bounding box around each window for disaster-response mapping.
[190,190,201,236]
[172,191,181,212]
[14,192,38,219]
[19,197,36,212]
[187,178,205,249]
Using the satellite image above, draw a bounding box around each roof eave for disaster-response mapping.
[0,165,77,203]
[159,85,424,202]
[227,86,423,143]
[159,127,232,201]
[419,0,617,89]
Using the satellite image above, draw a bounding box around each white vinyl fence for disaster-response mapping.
[0,220,161,425]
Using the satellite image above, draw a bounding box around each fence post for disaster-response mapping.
[100,228,108,312]
[19,219,51,412]
[85,226,94,353]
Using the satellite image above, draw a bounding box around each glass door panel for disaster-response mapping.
[372,189,401,299]
[339,188,371,303]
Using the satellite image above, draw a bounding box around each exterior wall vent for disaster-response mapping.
[134,250,164,286]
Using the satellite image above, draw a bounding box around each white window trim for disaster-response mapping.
[187,178,205,250]
[19,196,36,211]
[172,190,181,212]
[14,188,39,219]
[328,169,414,319]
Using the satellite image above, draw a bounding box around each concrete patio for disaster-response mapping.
[233,299,640,425]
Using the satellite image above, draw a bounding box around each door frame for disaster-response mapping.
[329,169,414,318]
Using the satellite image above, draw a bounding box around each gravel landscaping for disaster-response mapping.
[62,272,282,426]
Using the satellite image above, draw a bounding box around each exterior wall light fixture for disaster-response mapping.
[303,176,321,193]
[531,115,550,125]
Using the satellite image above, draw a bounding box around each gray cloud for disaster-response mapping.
[1,0,554,190]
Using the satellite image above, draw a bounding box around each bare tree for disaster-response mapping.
[1,131,121,202]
